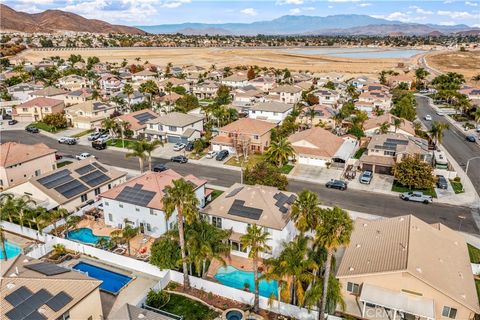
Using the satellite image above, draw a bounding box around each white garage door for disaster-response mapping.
[212,144,235,153]
[298,156,326,167]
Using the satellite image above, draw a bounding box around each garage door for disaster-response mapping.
[362,163,373,171]
[375,165,392,175]
[167,135,181,143]
[298,156,326,167]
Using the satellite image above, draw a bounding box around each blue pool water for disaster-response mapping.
[214,265,278,298]
[73,262,132,295]
[66,228,110,244]
[0,240,22,260]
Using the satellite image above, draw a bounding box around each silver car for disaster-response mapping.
[400,191,433,204]
[359,171,373,184]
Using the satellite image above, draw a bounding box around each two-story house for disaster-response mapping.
[65,101,117,129]
[132,70,157,83]
[58,75,91,91]
[248,101,293,124]
[145,112,203,143]
[297,104,336,128]
[248,76,276,92]
[192,81,219,99]
[29,86,68,100]
[363,114,416,137]
[116,109,159,138]
[100,170,207,238]
[221,73,249,88]
[356,90,392,115]
[13,97,65,122]
[314,89,340,106]
[63,88,94,106]
[100,74,124,94]
[7,83,43,102]
[269,85,302,104]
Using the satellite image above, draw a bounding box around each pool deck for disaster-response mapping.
[77,219,118,237]
[206,254,266,278]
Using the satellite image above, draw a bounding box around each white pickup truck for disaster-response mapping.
[400,191,433,204]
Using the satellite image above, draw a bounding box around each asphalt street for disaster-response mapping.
[2,129,477,234]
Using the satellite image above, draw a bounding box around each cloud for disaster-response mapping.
[288,6,315,14]
[289,8,301,14]
[465,1,478,6]
[328,5,333,8]
[408,5,433,14]
[437,10,477,19]
[161,0,191,8]
[372,11,426,23]
[327,0,360,2]
[240,8,258,16]
[276,0,304,5]
[358,3,371,7]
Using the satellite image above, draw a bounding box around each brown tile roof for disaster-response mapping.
[0,142,56,167]
[363,114,415,136]
[219,118,276,136]
[359,154,396,166]
[16,97,63,109]
[272,85,303,94]
[31,86,68,97]
[337,215,480,314]
[117,109,160,131]
[100,169,206,210]
[365,133,429,155]
[288,127,344,158]
[251,101,293,113]
[146,112,202,127]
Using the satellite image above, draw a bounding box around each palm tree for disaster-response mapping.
[291,190,321,234]
[429,121,450,146]
[143,139,164,171]
[316,207,353,320]
[393,117,404,133]
[240,224,271,312]
[264,137,295,168]
[101,117,119,138]
[473,108,480,125]
[0,227,8,261]
[111,220,139,256]
[0,193,16,223]
[378,121,390,134]
[305,107,317,128]
[14,195,37,230]
[122,83,134,110]
[163,178,200,289]
[415,67,429,90]
[125,140,149,173]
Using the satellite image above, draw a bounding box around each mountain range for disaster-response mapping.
[0,4,145,35]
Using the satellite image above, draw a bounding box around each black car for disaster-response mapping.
[25,126,39,133]
[8,119,18,125]
[171,155,188,163]
[436,175,448,189]
[466,135,476,143]
[153,163,168,172]
[326,179,347,191]
[92,140,107,150]
[215,150,229,161]
[185,141,194,152]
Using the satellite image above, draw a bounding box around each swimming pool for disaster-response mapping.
[66,228,110,244]
[0,240,22,260]
[214,265,278,298]
[72,262,132,295]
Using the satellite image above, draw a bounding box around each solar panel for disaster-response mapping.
[80,170,110,187]
[133,112,157,124]
[92,162,108,172]
[6,289,52,320]
[228,199,263,220]
[23,311,46,320]
[75,164,95,175]
[5,286,33,307]
[54,180,88,199]
[24,262,69,276]
[46,291,73,312]
[386,138,408,145]
[273,192,296,214]
[37,169,73,189]
[116,186,156,207]
[226,186,244,198]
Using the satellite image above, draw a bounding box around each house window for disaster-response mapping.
[94,187,101,196]
[105,201,109,206]
[169,126,177,131]
[108,213,113,222]
[253,135,259,140]
[135,207,140,212]
[22,108,28,112]
[119,203,123,208]
[273,112,278,116]
[62,312,70,320]
[212,216,222,228]
[442,306,457,319]
[150,209,157,215]
[347,282,360,294]
[384,151,395,156]
[0,179,2,186]
[35,169,41,176]
[146,223,152,232]
[150,124,154,129]
[81,194,88,202]
[108,184,112,189]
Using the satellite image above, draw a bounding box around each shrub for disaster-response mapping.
[454,176,461,182]
[146,289,170,309]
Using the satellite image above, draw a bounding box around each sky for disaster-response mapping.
[2,0,479,27]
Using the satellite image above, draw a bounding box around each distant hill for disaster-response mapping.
[0,4,146,34]
[138,14,477,36]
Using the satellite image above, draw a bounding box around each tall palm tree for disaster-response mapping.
[143,139,164,171]
[0,193,17,223]
[111,220,139,256]
[240,224,271,312]
[415,67,429,90]
[378,121,390,134]
[0,227,8,261]
[315,207,353,320]
[163,178,200,289]
[429,121,450,146]
[101,117,119,138]
[393,117,404,133]
[305,107,317,128]
[474,108,480,125]
[122,83,134,110]
[14,195,37,230]
[291,190,321,235]
[125,140,149,173]
[264,137,295,168]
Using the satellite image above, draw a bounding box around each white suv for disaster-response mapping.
[76,153,95,160]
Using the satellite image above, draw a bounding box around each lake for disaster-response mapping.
[286,47,426,59]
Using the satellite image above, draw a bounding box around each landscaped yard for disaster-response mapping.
[225,154,263,167]
[160,293,219,320]
[468,244,480,264]
[475,280,480,304]
[450,179,465,194]
[107,138,137,149]
[280,164,294,174]
[353,147,366,159]
[391,180,437,198]
[29,122,65,133]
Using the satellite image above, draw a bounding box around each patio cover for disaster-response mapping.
[333,139,357,162]
[360,283,435,320]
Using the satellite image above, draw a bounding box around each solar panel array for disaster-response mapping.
[5,286,73,320]
[24,262,69,276]
[92,162,108,172]
[228,199,263,220]
[37,169,72,189]
[133,112,157,124]
[75,164,95,175]
[226,186,244,198]
[116,185,156,207]
[80,170,110,187]
[374,137,409,151]
[273,192,296,214]
[54,179,88,199]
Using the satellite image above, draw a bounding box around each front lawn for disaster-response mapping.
[450,179,465,194]
[71,129,94,138]
[107,138,137,149]
[280,164,294,174]
[468,244,480,264]
[475,280,480,305]
[29,122,65,133]
[391,180,437,198]
[225,154,263,167]
[160,293,219,320]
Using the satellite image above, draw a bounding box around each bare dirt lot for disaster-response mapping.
[17,47,418,76]
[426,50,480,81]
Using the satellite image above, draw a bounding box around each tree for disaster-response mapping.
[324,81,335,90]
[244,161,288,190]
[291,190,321,234]
[42,113,68,131]
[316,207,353,320]
[122,83,134,110]
[175,94,199,113]
[247,67,256,80]
[472,74,480,84]
[240,224,271,312]
[143,139,164,171]
[163,179,200,289]
[432,72,465,91]
[429,121,450,146]
[473,108,480,124]
[101,117,119,138]
[391,92,416,121]
[125,140,148,172]
[305,94,319,106]
[139,80,159,101]
[415,68,429,90]
[347,125,365,139]
[264,138,294,168]
[111,221,139,256]
[378,121,390,134]
[0,193,17,223]
[150,231,182,270]
[393,117,404,133]
[215,85,231,106]
[392,155,435,189]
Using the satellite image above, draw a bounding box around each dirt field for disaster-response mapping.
[16,47,420,76]
[426,50,480,81]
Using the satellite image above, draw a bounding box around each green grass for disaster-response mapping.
[29,122,65,133]
[107,139,137,149]
[475,280,480,305]
[71,129,94,138]
[353,147,366,159]
[211,190,224,201]
[450,180,465,194]
[160,293,218,320]
[225,154,263,167]
[280,164,294,174]
[57,161,72,168]
[468,244,480,263]
[391,180,437,198]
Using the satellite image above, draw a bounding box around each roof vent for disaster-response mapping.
[461,294,467,300]
[356,244,361,248]
[38,307,47,315]
[416,267,422,273]
[438,258,443,263]
[363,223,368,227]
[6,283,15,289]
[459,272,463,279]
[454,241,458,246]
[9,273,18,277]
[138,314,146,319]
[399,217,404,221]
[400,243,407,251]
[349,267,355,271]
[367,260,371,264]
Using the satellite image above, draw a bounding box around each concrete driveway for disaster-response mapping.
[347,173,395,195]
[290,164,343,184]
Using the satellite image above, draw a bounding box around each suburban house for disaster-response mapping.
[297,104,336,128]
[192,81,219,99]
[157,78,190,93]
[64,88,94,106]
[0,142,57,190]
[336,215,479,320]
[288,127,357,167]
[145,112,203,143]
[111,90,147,106]
[233,86,265,107]
[360,133,431,174]
[132,69,157,83]
[13,97,65,122]
[7,83,43,102]
[65,101,117,129]
[363,114,416,137]
[314,89,340,105]
[211,118,276,154]
[100,170,207,238]
[221,73,249,88]
[202,183,297,258]
[269,85,302,104]
[58,75,91,91]
[29,86,68,100]
[100,74,124,93]
[117,109,159,138]
[5,159,127,212]
[1,254,104,320]
[248,101,293,124]
[387,75,414,89]
[356,91,392,115]
[248,76,276,92]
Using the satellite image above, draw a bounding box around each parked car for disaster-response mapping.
[76,152,95,160]
[25,126,39,133]
[466,135,476,143]
[8,119,18,125]
[206,150,218,159]
[95,135,111,143]
[326,179,347,191]
[170,155,188,163]
[88,132,102,141]
[173,143,186,151]
[215,150,229,161]
[477,125,480,133]
[424,115,432,121]
[153,163,168,172]
[55,154,63,160]
[92,140,107,150]
[400,191,432,204]
[359,170,373,184]
[185,141,194,152]
[436,175,448,190]
[58,137,77,145]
